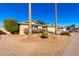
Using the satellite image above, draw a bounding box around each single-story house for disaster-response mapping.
[58,27,67,32]
[18,21,55,35]
[0,21,67,35]
[75,27,79,32]
[56,27,67,34]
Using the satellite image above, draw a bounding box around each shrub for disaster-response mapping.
[60,32,70,36]
[41,30,49,38]
[32,28,39,33]
[24,28,40,34]
[24,28,49,35]
[4,19,19,34]
[38,29,45,33]
[24,28,28,34]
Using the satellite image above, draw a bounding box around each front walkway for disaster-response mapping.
[62,32,79,56]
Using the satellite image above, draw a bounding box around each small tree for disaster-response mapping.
[4,19,19,34]
[66,24,76,31]
[36,20,45,25]
[41,30,49,38]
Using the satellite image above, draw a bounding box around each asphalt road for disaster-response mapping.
[62,32,79,56]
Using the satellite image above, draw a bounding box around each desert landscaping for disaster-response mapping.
[0,34,71,56]
[0,3,78,56]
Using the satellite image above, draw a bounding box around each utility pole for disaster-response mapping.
[55,3,58,34]
[28,3,32,39]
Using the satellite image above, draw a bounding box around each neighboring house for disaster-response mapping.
[58,27,67,32]
[18,21,55,35]
[55,27,67,34]
[76,27,79,32]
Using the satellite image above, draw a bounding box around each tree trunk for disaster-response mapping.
[55,3,58,34]
[28,3,32,39]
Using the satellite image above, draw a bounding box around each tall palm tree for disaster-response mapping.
[28,3,32,39]
[55,3,58,34]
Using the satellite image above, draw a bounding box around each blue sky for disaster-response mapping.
[0,3,79,27]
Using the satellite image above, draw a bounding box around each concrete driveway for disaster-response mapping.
[62,32,79,56]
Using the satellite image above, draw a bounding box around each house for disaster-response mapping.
[76,27,79,32]
[18,21,55,35]
[56,27,67,34]
[58,27,67,32]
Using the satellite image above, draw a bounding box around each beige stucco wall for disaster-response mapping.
[19,24,28,35]
[62,28,67,32]
[19,24,56,34]
[38,26,42,29]
[47,27,55,33]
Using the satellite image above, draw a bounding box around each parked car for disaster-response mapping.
[69,30,75,32]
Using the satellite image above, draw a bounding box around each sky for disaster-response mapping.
[0,3,79,27]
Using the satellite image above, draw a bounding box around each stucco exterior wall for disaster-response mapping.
[62,28,66,31]
[47,27,55,33]
[38,26,42,29]
[19,23,56,35]
[19,24,28,35]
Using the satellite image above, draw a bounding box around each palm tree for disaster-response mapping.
[28,3,32,39]
[55,3,58,34]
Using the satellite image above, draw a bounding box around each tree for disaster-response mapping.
[28,3,32,39]
[36,20,45,25]
[71,24,75,30]
[4,19,19,34]
[55,3,58,34]
[66,26,70,30]
[66,24,76,31]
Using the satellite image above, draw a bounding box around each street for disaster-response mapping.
[62,32,79,56]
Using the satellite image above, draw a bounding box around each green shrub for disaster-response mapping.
[4,19,19,34]
[41,30,49,38]
[24,28,39,34]
[60,32,70,36]
[24,28,49,35]
[32,28,39,33]
[38,29,45,33]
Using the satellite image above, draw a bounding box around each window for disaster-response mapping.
[32,25,38,28]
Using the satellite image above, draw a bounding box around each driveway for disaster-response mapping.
[62,32,79,56]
